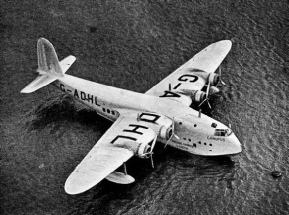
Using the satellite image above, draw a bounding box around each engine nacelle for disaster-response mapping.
[118,141,153,159]
[181,90,206,104]
[208,73,220,86]
[188,90,206,103]
[135,141,152,159]
[114,128,156,159]
[159,125,173,140]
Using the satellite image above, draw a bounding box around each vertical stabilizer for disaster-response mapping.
[21,38,76,93]
[37,38,63,76]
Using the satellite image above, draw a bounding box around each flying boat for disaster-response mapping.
[21,38,242,195]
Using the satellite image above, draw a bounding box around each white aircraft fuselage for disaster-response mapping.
[54,74,242,156]
[21,38,243,194]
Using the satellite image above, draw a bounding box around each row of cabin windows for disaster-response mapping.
[102,108,115,115]
[183,138,212,146]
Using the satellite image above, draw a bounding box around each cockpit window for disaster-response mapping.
[214,129,232,137]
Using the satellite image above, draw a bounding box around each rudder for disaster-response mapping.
[37,38,63,77]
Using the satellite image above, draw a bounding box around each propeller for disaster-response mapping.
[150,152,155,169]
[168,83,172,91]
[143,135,158,168]
[218,65,226,86]
[164,117,180,148]
[198,80,212,109]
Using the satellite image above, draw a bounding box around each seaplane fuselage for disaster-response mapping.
[54,74,241,156]
[21,38,242,194]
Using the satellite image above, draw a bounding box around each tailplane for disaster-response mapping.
[21,38,76,93]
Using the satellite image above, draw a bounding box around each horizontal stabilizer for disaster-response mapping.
[59,55,76,74]
[20,75,57,93]
[21,38,76,94]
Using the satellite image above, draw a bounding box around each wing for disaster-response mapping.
[145,40,232,106]
[64,114,156,195]
[59,55,76,74]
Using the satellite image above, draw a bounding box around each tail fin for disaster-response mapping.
[21,38,76,93]
[37,38,63,76]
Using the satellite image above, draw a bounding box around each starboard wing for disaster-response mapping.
[145,40,232,106]
[65,145,134,195]
[64,114,156,195]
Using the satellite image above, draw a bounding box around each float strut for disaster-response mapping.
[123,163,127,175]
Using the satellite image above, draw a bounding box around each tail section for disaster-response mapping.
[21,38,76,93]
[37,38,63,76]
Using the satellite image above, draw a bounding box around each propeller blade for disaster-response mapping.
[206,80,210,95]
[198,81,211,109]
[164,139,171,148]
[169,83,172,91]
[150,153,154,169]
[207,100,212,109]
[219,66,226,86]
[150,135,158,153]
[198,99,206,107]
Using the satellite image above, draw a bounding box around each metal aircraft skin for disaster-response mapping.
[21,38,242,195]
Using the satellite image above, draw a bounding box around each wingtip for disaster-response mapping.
[219,40,232,48]
[20,87,32,93]
[64,175,93,195]
[64,182,83,195]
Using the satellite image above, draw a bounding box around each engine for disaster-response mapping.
[208,73,220,86]
[112,113,177,159]
[136,141,152,158]
[159,125,173,140]
[184,90,206,103]
[116,140,154,159]
[113,127,157,159]
[122,141,153,159]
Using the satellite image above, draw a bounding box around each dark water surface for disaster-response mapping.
[1,0,288,214]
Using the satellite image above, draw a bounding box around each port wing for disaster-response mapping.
[145,40,232,106]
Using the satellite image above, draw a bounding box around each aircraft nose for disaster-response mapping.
[230,133,242,154]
